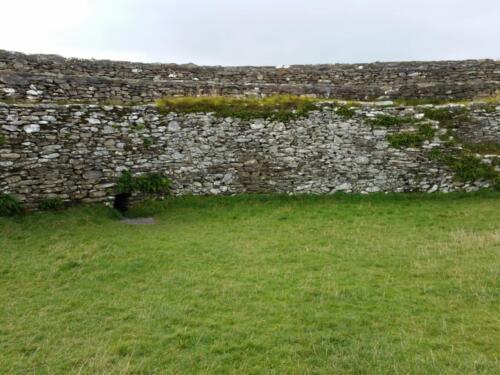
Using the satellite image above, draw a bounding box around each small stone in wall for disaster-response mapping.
[83,170,103,181]
[222,173,234,183]
[172,152,184,160]
[42,115,57,122]
[88,118,101,125]
[1,153,21,159]
[428,185,438,193]
[355,156,370,165]
[374,101,394,106]
[250,121,264,130]
[23,124,40,133]
[2,125,18,132]
[26,89,41,96]
[102,126,115,134]
[337,183,352,191]
[168,121,180,131]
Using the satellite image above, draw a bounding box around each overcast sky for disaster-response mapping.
[0,0,499,66]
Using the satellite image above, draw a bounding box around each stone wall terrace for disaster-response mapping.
[1,50,499,102]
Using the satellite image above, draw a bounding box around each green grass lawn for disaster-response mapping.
[1,193,499,374]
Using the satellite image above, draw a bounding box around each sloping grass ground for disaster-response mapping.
[0,193,499,374]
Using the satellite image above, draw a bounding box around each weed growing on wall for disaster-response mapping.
[422,107,470,126]
[115,171,135,194]
[429,149,498,185]
[368,114,416,127]
[131,124,145,132]
[116,171,171,195]
[134,174,171,194]
[451,155,497,182]
[368,112,437,148]
[384,106,499,188]
[335,106,356,118]
[461,142,500,155]
[0,194,23,216]
[388,133,425,148]
[387,123,436,148]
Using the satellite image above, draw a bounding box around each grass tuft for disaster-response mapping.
[422,107,470,126]
[393,98,466,106]
[38,197,65,211]
[0,193,23,216]
[335,106,356,118]
[463,142,500,155]
[475,92,500,104]
[387,123,436,148]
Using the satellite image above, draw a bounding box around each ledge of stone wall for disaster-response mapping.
[1,50,499,102]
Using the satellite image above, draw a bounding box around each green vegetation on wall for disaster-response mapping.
[422,107,470,127]
[116,171,171,195]
[387,123,436,148]
[392,98,464,106]
[0,194,23,216]
[365,113,436,148]
[429,149,498,188]
[142,138,153,148]
[335,106,356,118]
[382,106,499,189]
[462,142,500,155]
[368,114,416,127]
[156,95,319,122]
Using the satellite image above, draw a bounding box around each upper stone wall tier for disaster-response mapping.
[0,50,499,102]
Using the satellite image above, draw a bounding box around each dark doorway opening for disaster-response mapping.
[113,193,131,213]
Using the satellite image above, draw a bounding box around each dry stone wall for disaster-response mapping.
[1,50,499,102]
[453,109,500,144]
[0,51,499,207]
[1,102,498,207]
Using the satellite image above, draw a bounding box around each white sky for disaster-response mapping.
[0,0,499,66]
